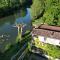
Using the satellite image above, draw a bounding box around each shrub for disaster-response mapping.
[33,38,60,58]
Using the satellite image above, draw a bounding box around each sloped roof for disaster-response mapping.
[32,25,60,39]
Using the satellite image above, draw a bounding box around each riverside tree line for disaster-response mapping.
[0,0,32,17]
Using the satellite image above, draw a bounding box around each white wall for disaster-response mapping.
[37,36,60,46]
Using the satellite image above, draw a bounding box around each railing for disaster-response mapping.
[18,48,28,60]
[11,43,28,60]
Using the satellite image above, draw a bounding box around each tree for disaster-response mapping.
[43,0,60,26]
[30,0,44,19]
[32,0,60,26]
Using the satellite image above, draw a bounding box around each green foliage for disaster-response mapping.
[31,0,60,26]
[43,0,60,26]
[0,0,31,9]
[0,0,19,8]
[28,42,31,51]
[33,38,60,58]
[30,0,44,19]
[0,0,32,17]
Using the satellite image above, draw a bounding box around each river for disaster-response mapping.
[0,8,32,52]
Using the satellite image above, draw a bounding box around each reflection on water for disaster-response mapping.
[0,8,31,52]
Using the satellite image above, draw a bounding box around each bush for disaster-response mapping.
[31,0,60,26]
[33,38,60,58]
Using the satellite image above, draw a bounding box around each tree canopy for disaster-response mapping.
[30,0,44,19]
[31,0,60,26]
[0,0,32,9]
[0,0,32,17]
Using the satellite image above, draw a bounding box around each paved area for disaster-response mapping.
[24,52,48,60]
[29,53,48,60]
